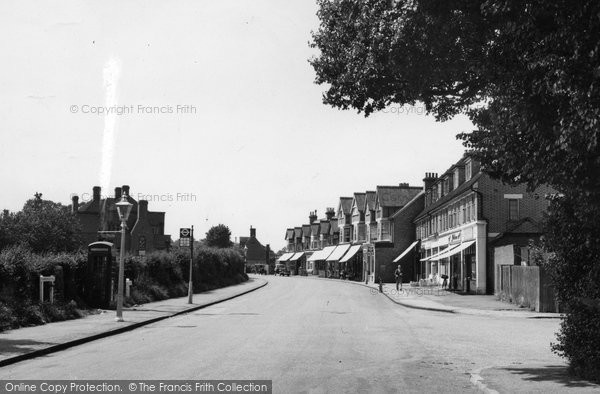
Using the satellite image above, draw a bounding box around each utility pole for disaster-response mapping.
[188,225,194,304]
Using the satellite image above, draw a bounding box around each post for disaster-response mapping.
[116,219,126,322]
[188,225,194,304]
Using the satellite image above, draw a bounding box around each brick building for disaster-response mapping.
[71,185,171,254]
[241,226,274,274]
[362,184,423,283]
[414,155,553,294]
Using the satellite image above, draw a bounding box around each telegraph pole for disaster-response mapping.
[188,225,194,304]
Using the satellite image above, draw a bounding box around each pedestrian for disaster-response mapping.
[441,274,448,289]
[394,265,403,291]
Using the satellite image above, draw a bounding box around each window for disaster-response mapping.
[454,169,460,189]
[465,160,472,181]
[508,199,519,220]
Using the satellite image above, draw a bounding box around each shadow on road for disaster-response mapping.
[0,338,56,356]
[504,365,599,388]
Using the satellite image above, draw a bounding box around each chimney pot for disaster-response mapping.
[115,187,122,199]
[250,226,256,238]
[71,195,79,213]
[93,186,101,202]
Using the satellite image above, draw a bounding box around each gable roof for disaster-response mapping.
[311,222,320,236]
[285,228,294,240]
[338,197,353,215]
[364,191,376,211]
[302,224,311,237]
[329,218,339,235]
[245,235,266,261]
[376,186,422,209]
[352,193,366,213]
[319,219,330,234]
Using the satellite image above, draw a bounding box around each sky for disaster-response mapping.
[0,1,473,251]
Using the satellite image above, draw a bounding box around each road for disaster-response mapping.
[0,276,563,393]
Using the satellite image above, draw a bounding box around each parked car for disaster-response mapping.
[275,263,290,276]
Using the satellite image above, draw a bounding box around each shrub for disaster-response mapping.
[542,194,600,382]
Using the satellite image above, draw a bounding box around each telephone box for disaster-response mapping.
[85,241,114,308]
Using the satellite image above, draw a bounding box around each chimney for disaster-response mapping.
[138,200,148,219]
[309,210,318,224]
[250,226,256,238]
[114,187,122,200]
[325,207,335,220]
[71,195,79,213]
[93,186,101,202]
[122,185,130,197]
[399,182,409,188]
[423,172,438,192]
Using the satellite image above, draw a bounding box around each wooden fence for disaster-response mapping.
[499,265,561,312]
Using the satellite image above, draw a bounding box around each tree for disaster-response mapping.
[0,193,82,253]
[311,0,600,380]
[205,224,232,248]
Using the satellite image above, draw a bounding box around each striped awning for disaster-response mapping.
[393,241,419,263]
[339,245,361,263]
[326,244,351,262]
[277,252,295,262]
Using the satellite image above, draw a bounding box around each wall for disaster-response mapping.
[499,265,561,312]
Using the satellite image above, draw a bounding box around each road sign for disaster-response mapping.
[180,228,191,238]
[179,238,190,247]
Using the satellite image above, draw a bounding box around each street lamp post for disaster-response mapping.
[115,193,133,322]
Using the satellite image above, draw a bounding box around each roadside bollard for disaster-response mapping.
[379,277,383,293]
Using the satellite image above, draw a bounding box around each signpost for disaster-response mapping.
[180,227,194,304]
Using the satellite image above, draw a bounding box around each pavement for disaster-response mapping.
[0,277,267,367]
[300,275,563,318]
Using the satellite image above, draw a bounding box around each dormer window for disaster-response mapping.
[454,169,460,189]
[465,160,472,181]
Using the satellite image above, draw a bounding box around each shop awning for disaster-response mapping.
[432,240,476,260]
[420,244,459,262]
[277,252,295,262]
[307,246,336,261]
[393,241,419,263]
[340,245,362,263]
[289,252,305,261]
[326,244,351,262]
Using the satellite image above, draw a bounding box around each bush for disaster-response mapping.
[542,194,600,382]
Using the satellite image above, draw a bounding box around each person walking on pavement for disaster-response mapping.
[394,265,403,291]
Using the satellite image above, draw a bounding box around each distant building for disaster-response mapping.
[242,226,274,274]
[71,185,171,254]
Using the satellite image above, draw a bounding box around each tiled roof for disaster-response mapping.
[376,186,422,208]
[319,220,330,234]
[302,224,311,237]
[311,222,320,236]
[245,236,266,261]
[365,191,376,211]
[390,191,425,219]
[339,197,353,215]
[285,229,294,240]
[353,193,366,213]
[414,173,482,220]
[329,218,339,234]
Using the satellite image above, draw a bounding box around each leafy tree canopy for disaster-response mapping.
[310,0,600,194]
[0,193,82,253]
[205,224,232,248]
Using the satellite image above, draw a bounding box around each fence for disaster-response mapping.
[499,265,561,312]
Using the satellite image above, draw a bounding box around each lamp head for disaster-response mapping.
[116,193,133,222]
